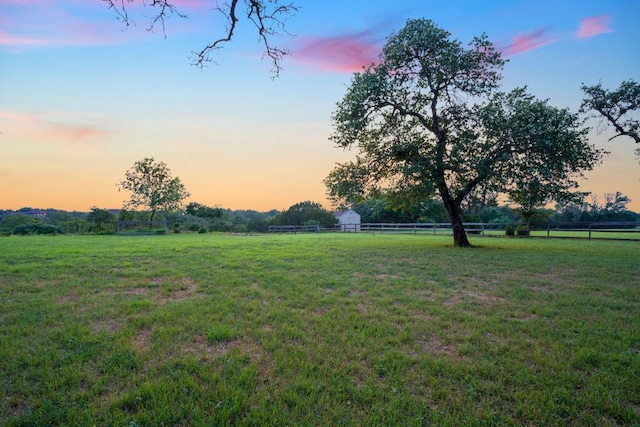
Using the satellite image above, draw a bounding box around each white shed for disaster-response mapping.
[335,208,361,232]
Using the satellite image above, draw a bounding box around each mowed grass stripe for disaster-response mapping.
[1,234,638,426]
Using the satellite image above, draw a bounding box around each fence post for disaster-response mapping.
[547,223,550,239]
[588,224,592,241]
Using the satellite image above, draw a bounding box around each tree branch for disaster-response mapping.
[101,0,298,77]
[581,80,640,145]
[598,107,640,144]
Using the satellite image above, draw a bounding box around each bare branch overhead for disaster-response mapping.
[101,0,298,77]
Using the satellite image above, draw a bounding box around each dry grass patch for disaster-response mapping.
[132,327,152,351]
[187,334,241,359]
[443,287,505,307]
[156,278,199,303]
[416,333,461,359]
[93,317,123,335]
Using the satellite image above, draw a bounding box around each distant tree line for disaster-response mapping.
[0,206,275,235]
[1,191,637,236]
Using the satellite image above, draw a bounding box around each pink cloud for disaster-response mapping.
[498,28,557,57]
[0,30,58,46]
[0,28,115,47]
[0,111,111,147]
[166,0,210,9]
[3,0,49,4]
[576,15,612,39]
[293,29,382,73]
[0,1,141,49]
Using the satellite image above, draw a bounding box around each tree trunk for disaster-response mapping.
[433,134,472,247]
[442,196,472,247]
[452,218,471,247]
[149,210,156,229]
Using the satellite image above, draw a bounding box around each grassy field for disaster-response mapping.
[1,233,638,426]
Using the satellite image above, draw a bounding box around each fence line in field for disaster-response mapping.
[269,222,640,241]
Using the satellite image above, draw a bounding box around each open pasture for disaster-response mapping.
[1,234,638,426]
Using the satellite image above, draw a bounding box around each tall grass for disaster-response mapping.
[1,234,638,426]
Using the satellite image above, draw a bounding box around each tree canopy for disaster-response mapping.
[274,201,337,228]
[86,207,117,233]
[324,19,604,247]
[117,158,190,225]
[101,0,298,76]
[185,202,224,220]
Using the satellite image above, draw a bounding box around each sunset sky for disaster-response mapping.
[2,0,639,212]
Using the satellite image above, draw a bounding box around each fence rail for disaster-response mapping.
[116,220,168,236]
[268,225,321,233]
[269,221,640,241]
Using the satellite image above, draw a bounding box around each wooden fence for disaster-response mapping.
[116,220,168,236]
[268,225,321,233]
[350,222,640,241]
[269,222,640,241]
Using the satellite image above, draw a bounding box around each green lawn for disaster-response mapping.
[1,233,639,426]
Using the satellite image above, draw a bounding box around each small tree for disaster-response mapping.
[275,201,337,228]
[86,207,117,233]
[117,158,190,227]
[185,202,225,231]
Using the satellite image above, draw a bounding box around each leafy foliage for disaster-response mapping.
[348,193,449,223]
[86,207,117,233]
[13,223,64,235]
[481,89,602,219]
[273,201,337,227]
[185,202,224,219]
[0,214,41,234]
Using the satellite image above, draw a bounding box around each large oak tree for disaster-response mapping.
[324,19,604,247]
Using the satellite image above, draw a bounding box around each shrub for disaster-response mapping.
[234,224,248,233]
[515,225,530,237]
[505,224,515,237]
[198,228,207,234]
[247,219,268,233]
[13,224,64,235]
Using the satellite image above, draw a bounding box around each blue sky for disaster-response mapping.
[1,0,639,211]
